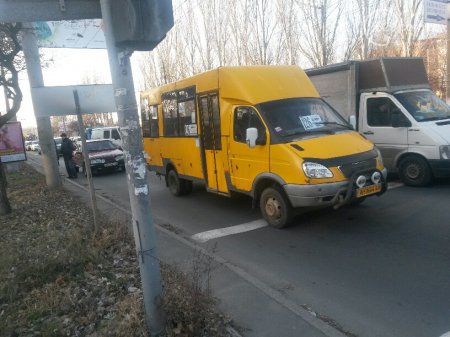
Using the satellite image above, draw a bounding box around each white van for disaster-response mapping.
[90,126,122,148]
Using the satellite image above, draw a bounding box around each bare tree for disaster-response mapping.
[298,0,344,67]
[276,0,300,65]
[345,0,392,60]
[248,0,278,65]
[0,23,22,215]
[393,0,424,57]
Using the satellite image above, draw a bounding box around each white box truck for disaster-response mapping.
[306,57,450,186]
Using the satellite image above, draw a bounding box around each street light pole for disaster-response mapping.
[99,1,165,335]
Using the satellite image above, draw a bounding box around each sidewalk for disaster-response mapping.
[28,159,348,337]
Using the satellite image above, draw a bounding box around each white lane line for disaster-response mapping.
[388,182,404,190]
[191,219,268,243]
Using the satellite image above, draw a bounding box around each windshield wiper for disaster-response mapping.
[320,121,353,129]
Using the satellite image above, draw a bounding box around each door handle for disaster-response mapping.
[363,131,374,135]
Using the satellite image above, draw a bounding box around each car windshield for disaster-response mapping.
[258,97,351,140]
[394,90,450,122]
[86,140,117,152]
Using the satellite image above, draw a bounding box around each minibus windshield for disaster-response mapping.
[394,90,450,122]
[258,97,351,140]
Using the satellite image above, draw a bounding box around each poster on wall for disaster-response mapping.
[0,122,26,163]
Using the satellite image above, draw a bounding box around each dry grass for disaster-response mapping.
[0,166,231,337]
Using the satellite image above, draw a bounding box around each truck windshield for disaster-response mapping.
[258,97,351,140]
[394,90,450,122]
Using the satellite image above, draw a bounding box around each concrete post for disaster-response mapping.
[447,18,450,105]
[99,1,165,335]
[21,23,61,188]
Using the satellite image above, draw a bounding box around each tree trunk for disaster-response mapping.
[0,161,12,215]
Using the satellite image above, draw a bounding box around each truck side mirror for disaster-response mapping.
[348,115,357,130]
[392,112,411,128]
[246,128,258,148]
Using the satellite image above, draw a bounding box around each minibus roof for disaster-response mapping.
[143,66,319,105]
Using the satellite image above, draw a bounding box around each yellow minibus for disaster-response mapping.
[140,66,387,228]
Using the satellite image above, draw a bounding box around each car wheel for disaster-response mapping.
[260,186,293,229]
[399,156,432,187]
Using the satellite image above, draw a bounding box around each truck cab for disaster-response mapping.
[306,58,450,186]
[359,89,450,186]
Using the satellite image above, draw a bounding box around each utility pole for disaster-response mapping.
[447,17,450,105]
[99,1,165,335]
[21,23,61,189]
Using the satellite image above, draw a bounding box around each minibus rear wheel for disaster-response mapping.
[260,186,293,229]
[167,169,192,196]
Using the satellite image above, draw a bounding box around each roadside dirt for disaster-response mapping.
[0,165,230,337]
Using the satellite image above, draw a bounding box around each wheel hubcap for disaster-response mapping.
[406,163,421,179]
[265,197,281,219]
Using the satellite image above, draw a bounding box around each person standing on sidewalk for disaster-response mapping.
[60,133,77,178]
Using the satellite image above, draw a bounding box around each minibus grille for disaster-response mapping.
[338,159,377,178]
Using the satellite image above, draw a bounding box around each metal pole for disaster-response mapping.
[74,90,98,233]
[21,23,61,189]
[447,18,450,105]
[99,1,165,335]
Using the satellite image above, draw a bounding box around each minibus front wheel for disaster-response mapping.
[260,186,293,229]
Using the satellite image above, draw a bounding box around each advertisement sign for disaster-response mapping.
[0,122,26,163]
[424,0,448,25]
[33,19,106,49]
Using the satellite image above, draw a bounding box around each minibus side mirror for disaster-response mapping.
[246,128,258,148]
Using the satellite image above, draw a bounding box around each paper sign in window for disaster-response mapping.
[299,114,323,130]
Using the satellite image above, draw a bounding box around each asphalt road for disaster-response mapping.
[27,151,450,337]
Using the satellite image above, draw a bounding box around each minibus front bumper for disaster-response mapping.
[284,168,387,208]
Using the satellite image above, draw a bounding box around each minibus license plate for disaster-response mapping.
[356,184,381,198]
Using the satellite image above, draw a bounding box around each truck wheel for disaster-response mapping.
[260,186,293,229]
[399,156,432,187]
[167,169,184,196]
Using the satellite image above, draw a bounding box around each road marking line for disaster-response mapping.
[191,219,268,243]
[388,182,404,190]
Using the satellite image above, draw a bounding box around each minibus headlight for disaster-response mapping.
[302,162,333,178]
[440,145,450,160]
[375,147,384,166]
[115,155,124,161]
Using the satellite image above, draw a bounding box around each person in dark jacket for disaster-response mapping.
[60,133,77,178]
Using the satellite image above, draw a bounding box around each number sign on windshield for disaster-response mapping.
[299,114,323,130]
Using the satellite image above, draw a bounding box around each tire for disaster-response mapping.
[182,180,193,195]
[167,169,183,196]
[259,186,293,229]
[399,156,432,187]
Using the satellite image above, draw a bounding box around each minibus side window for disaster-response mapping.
[234,107,266,144]
[141,99,159,138]
[162,93,179,136]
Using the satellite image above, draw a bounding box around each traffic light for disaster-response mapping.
[110,0,173,51]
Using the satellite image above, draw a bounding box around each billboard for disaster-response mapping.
[0,122,27,163]
[34,19,106,49]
